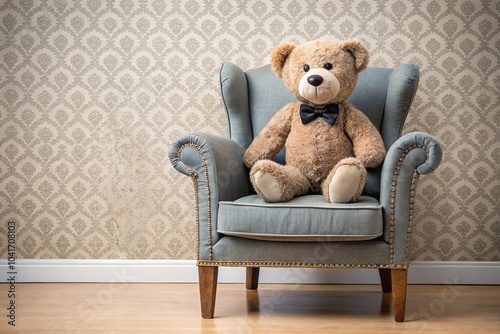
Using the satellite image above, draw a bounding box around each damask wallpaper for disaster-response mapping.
[0,0,498,261]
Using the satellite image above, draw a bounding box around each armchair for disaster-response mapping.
[168,62,442,322]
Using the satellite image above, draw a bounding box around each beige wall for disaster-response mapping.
[0,0,498,261]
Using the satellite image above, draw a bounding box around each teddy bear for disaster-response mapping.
[242,39,386,203]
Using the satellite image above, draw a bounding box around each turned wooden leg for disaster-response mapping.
[392,268,408,322]
[198,266,218,319]
[378,268,392,293]
[246,267,260,290]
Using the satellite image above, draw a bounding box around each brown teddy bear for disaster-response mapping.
[242,39,386,203]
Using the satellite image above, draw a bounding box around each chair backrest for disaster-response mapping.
[220,62,419,198]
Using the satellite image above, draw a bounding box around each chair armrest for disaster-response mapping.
[169,132,252,260]
[380,132,443,267]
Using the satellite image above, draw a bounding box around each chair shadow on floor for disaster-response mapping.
[245,287,393,318]
[245,285,480,323]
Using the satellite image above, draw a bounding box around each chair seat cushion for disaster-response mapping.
[217,195,383,242]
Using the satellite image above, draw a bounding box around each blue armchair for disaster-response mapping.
[169,62,442,322]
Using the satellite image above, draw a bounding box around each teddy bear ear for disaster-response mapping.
[270,42,297,77]
[341,39,370,72]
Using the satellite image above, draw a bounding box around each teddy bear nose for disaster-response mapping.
[307,75,323,87]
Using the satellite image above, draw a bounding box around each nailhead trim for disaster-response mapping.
[198,260,391,269]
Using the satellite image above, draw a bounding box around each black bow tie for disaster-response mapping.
[299,104,339,125]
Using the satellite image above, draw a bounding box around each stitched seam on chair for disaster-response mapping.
[390,144,428,268]
[216,231,384,241]
[177,143,213,261]
[220,64,233,140]
[197,260,391,269]
[396,74,418,137]
[219,202,382,210]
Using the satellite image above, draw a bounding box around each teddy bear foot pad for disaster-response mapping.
[252,170,283,202]
[327,163,366,203]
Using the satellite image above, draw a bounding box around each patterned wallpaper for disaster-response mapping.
[0,0,498,261]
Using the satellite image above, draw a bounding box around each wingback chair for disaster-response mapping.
[168,62,442,322]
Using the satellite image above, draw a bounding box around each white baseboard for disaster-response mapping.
[1,259,498,284]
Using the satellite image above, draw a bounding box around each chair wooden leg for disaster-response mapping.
[246,267,260,290]
[378,268,392,293]
[392,268,408,322]
[198,266,218,319]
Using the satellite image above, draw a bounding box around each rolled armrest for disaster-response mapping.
[169,132,252,260]
[380,132,442,267]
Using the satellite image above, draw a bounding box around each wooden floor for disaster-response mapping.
[0,283,499,333]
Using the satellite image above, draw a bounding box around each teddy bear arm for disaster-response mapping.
[344,106,386,168]
[242,104,294,168]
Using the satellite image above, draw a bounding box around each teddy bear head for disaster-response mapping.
[270,39,369,107]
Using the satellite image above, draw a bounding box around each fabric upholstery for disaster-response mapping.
[211,236,391,266]
[218,195,383,242]
[219,62,253,149]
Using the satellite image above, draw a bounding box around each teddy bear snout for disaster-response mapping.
[298,68,341,105]
[307,75,323,87]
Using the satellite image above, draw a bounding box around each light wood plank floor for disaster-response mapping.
[0,283,499,333]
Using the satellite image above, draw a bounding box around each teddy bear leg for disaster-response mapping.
[250,160,310,202]
[322,157,367,203]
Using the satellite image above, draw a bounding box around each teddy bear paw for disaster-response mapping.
[326,158,367,203]
[252,170,283,202]
[250,160,311,202]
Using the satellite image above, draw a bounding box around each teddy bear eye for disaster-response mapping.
[303,64,310,72]
[324,63,333,70]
